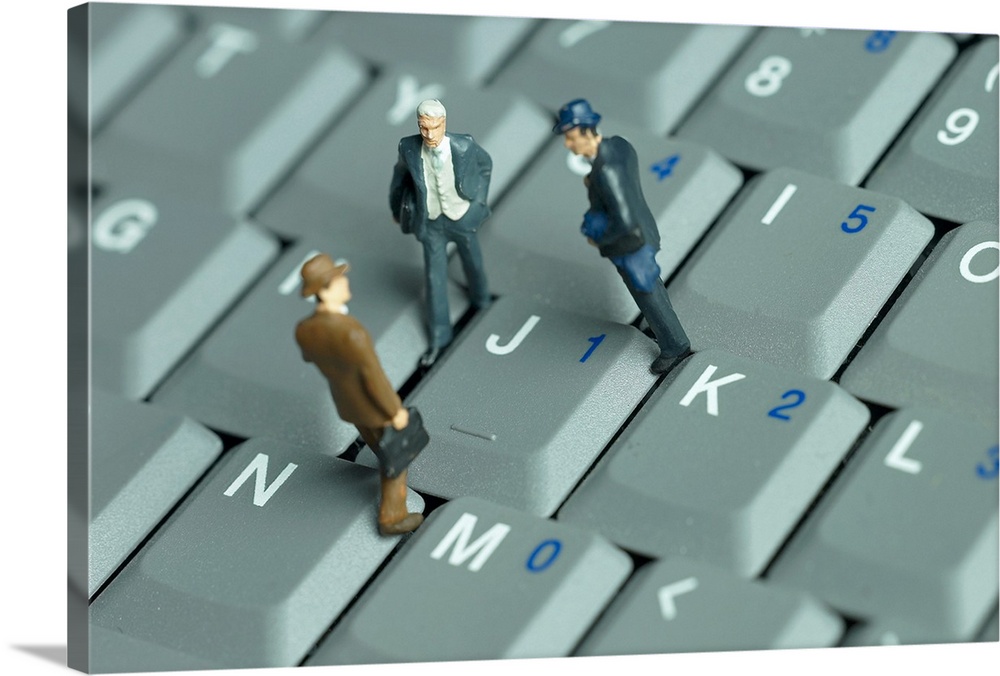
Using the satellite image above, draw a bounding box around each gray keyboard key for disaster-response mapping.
[69,3,189,131]
[318,11,535,85]
[90,137,279,399]
[676,28,956,184]
[768,408,999,640]
[668,168,935,379]
[358,295,660,515]
[978,608,1000,642]
[492,20,753,134]
[842,618,964,647]
[90,437,423,671]
[153,241,466,454]
[469,123,742,323]
[89,623,220,674]
[257,65,550,240]
[577,557,843,655]
[841,220,999,428]
[866,38,999,224]
[105,4,368,215]
[307,496,631,665]
[558,349,869,576]
[81,391,222,596]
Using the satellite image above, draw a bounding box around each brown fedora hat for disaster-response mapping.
[300,253,350,297]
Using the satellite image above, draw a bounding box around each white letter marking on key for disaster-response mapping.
[430,512,511,572]
[223,452,299,507]
[195,23,259,79]
[959,240,1000,284]
[486,315,540,355]
[883,420,924,475]
[657,577,699,621]
[387,75,446,126]
[93,199,158,253]
[678,364,746,417]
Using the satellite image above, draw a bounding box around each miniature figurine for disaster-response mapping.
[295,253,425,535]
[554,98,690,374]
[389,99,493,367]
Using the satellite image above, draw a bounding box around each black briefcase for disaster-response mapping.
[398,184,417,235]
[375,407,429,478]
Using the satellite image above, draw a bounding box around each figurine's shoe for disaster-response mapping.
[379,512,424,535]
[650,350,690,375]
[419,346,443,368]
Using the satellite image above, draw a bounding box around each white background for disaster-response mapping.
[2,1,997,675]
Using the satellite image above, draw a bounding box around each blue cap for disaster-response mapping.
[553,98,601,133]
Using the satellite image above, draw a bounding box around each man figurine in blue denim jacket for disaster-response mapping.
[555,98,690,374]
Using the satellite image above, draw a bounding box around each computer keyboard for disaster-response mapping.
[66,3,999,672]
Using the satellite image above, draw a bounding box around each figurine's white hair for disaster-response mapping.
[417,99,447,118]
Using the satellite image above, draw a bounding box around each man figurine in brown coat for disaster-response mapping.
[295,253,424,535]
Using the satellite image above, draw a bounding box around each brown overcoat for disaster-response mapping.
[295,310,401,430]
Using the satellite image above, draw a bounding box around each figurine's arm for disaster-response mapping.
[294,322,315,363]
[455,139,492,230]
[472,140,492,206]
[351,330,405,424]
[388,151,410,224]
[589,160,645,258]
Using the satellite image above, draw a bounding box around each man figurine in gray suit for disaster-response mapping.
[554,98,690,374]
[389,99,493,367]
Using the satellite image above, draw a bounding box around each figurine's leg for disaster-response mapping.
[448,227,491,309]
[358,425,424,535]
[620,270,690,373]
[421,223,454,352]
[377,469,423,535]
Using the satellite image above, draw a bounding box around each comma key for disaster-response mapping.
[89,438,423,672]
[577,557,843,656]
[668,167,934,379]
[307,497,631,665]
[841,220,999,429]
[768,408,999,640]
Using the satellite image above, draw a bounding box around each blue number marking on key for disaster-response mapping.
[842,204,876,233]
[526,539,562,573]
[580,334,606,363]
[975,445,999,480]
[865,31,897,53]
[650,154,681,181]
[767,389,806,421]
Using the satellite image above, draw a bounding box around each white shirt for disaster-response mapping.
[420,136,471,221]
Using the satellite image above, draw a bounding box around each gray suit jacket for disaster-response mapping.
[389,132,492,241]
